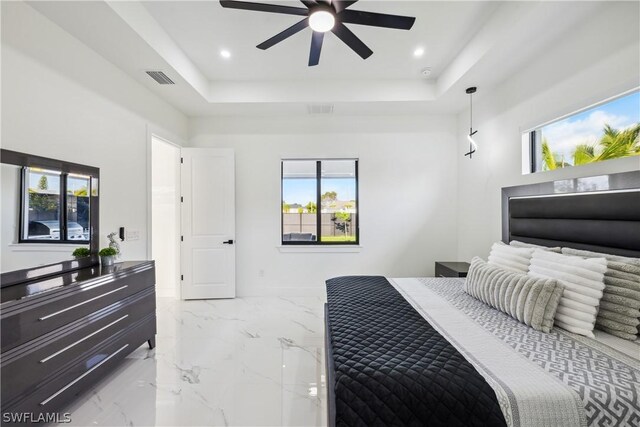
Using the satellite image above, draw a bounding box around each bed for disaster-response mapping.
[324,171,640,427]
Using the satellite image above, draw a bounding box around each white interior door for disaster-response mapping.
[180,148,236,299]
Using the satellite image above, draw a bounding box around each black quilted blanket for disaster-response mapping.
[325,276,507,427]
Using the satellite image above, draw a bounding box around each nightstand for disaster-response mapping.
[435,261,470,278]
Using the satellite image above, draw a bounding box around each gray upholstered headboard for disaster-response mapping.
[501,171,640,257]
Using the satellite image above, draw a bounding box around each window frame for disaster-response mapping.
[525,89,640,174]
[19,167,92,245]
[281,159,359,246]
[528,130,537,174]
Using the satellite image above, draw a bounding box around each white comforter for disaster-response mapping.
[389,277,640,427]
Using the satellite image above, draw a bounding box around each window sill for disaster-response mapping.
[277,245,362,253]
[7,243,88,252]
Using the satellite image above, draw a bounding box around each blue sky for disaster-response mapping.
[542,91,640,160]
[29,171,89,193]
[283,178,356,205]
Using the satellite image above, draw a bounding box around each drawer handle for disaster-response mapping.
[39,315,129,363]
[39,344,129,406]
[38,285,128,321]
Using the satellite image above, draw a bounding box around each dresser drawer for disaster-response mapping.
[1,314,155,420]
[0,287,155,404]
[1,265,154,352]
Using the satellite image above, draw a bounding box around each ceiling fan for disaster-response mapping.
[219,0,416,66]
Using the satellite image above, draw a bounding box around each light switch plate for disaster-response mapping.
[125,230,140,241]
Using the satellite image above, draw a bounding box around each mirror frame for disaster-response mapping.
[0,149,100,287]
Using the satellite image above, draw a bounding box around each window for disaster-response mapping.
[21,167,91,243]
[526,91,640,173]
[281,159,358,245]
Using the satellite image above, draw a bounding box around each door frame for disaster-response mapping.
[146,126,184,298]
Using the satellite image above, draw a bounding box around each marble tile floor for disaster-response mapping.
[58,296,327,427]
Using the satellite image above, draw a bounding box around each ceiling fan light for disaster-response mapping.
[309,10,335,32]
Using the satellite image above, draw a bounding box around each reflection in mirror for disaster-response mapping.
[23,167,62,241]
[1,163,88,273]
[67,174,91,241]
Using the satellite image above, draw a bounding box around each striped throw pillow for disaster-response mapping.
[561,247,640,341]
[509,240,561,253]
[488,242,534,273]
[528,249,607,338]
[464,257,564,333]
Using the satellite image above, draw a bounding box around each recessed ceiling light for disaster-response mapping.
[413,47,424,58]
[220,49,231,59]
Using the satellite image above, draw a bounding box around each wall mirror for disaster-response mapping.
[1,149,99,287]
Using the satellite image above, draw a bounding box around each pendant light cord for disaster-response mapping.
[469,92,473,134]
[469,94,473,158]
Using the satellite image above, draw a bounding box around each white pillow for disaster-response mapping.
[509,240,561,253]
[487,242,534,273]
[528,249,607,337]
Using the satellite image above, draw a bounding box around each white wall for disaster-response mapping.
[189,115,459,296]
[455,2,640,261]
[1,2,188,268]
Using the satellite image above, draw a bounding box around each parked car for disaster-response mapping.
[27,221,86,240]
[282,233,317,241]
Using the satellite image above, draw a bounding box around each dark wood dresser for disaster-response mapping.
[435,261,470,278]
[0,261,156,423]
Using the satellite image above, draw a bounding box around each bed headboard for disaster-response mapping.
[501,171,640,257]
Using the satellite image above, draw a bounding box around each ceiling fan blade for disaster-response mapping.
[299,0,317,8]
[257,19,309,50]
[339,9,415,30]
[331,22,372,59]
[332,0,358,13]
[219,0,308,16]
[308,31,324,66]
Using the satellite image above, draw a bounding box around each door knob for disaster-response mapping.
[223,240,234,245]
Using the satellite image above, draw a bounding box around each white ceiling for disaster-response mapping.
[25,1,615,117]
[141,1,497,81]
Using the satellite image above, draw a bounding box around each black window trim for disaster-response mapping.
[19,167,92,245]
[281,158,359,246]
[529,130,536,174]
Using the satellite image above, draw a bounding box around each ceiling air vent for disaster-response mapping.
[145,71,175,85]
[307,104,334,115]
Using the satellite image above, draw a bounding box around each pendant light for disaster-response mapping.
[465,87,478,158]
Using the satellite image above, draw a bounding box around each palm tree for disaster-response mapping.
[541,138,571,170]
[597,124,640,160]
[541,138,558,170]
[542,123,639,170]
[573,144,595,166]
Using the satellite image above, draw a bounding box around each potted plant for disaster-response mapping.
[72,247,91,259]
[99,247,118,266]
